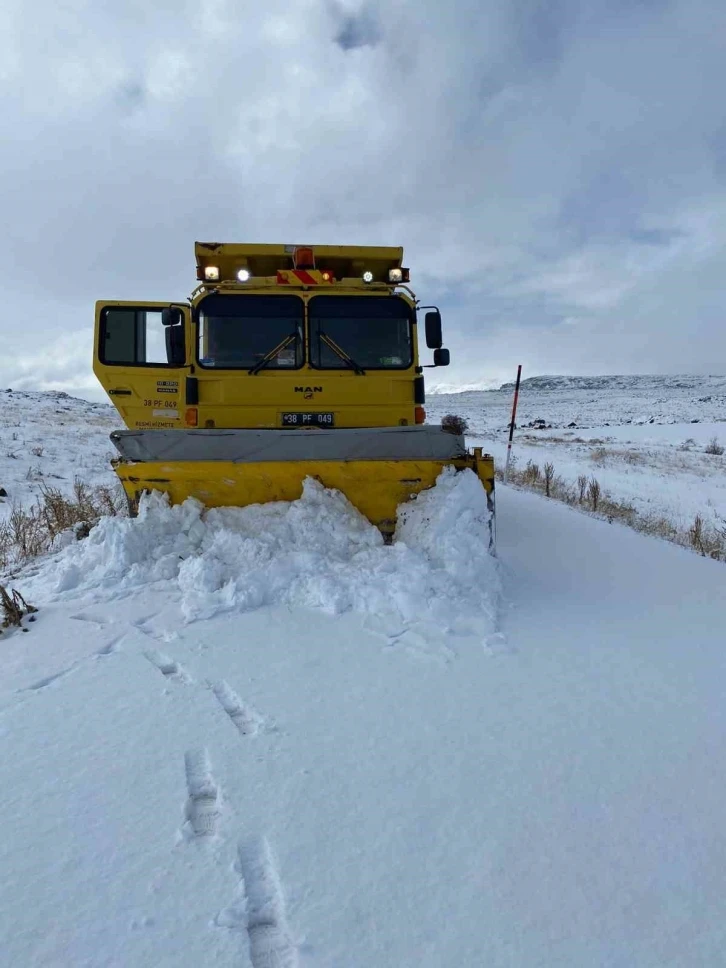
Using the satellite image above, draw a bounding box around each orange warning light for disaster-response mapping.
[293,246,315,269]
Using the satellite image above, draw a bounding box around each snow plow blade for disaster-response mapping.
[110,426,495,540]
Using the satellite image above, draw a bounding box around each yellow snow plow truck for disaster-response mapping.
[93,242,495,539]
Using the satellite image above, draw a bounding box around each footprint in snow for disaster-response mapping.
[217,837,299,968]
[183,748,221,840]
[96,634,124,656]
[210,681,265,736]
[144,649,193,684]
[70,612,110,626]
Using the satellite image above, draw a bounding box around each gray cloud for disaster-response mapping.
[332,2,383,50]
[2,0,725,398]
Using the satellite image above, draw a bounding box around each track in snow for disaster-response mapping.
[211,680,264,736]
[145,649,193,684]
[217,837,298,968]
[183,748,220,839]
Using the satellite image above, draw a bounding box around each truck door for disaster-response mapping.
[94,301,190,430]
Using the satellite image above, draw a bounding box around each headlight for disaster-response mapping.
[362,271,374,283]
[204,266,220,281]
[237,268,251,282]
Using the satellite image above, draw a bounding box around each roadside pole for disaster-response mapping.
[503,364,522,484]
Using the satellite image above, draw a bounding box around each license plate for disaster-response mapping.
[281,412,335,427]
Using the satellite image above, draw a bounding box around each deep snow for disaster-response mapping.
[23,468,498,640]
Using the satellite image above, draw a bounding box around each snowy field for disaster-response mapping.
[428,374,726,536]
[2,381,726,966]
[0,389,117,519]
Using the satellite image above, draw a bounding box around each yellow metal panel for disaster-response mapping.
[114,455,495,535]
[93,301,190,430]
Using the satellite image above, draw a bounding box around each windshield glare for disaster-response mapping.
[198,295,303,369]
[309,296,413,369]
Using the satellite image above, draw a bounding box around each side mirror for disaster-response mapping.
[425,310,442,349]
[433,347,450,367]
[162,307,183,327]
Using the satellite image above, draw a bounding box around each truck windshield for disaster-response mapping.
[197,295,304,369]
[309,296,413,370]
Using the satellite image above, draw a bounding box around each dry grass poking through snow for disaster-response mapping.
[501,459,726,562]
[0,585,37,632]
[705,436,725,456]
[0,478,126,574]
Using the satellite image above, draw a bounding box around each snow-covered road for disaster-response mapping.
[489,487,726,966]
[2,482,725,966]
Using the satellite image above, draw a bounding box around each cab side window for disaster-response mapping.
[100,308,181,366]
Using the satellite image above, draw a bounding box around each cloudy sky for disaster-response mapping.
[2,0,725,398]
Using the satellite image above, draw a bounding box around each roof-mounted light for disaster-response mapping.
[237,268,251,282]
[293,246,315,269]
[388,267,410,284]
[204,266,220,281]
[362,271,374,283]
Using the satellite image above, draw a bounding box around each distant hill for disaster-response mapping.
[429,374,726,396]
[426,379,502,394]
[496,374,726,394]
[426,374,726,431]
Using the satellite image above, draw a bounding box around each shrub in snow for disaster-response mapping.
[587,477,601,512]
[0,585,36,630]
[0,479,125,571]
[441,414,469,435]
[543,462,555,497]
[577,475,588,503]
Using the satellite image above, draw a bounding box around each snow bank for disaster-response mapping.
[26,469,499,635]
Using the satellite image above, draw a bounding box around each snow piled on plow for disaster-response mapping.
[25,468,498,634]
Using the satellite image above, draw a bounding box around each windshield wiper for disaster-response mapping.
[319,332,366,375]
[249,333,297,375]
